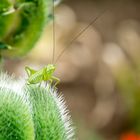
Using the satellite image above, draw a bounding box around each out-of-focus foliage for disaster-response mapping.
[0,0,53,58]
[103,20,140,133]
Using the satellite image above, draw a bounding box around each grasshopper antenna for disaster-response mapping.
[52,0,56,64]
[55,9,108,64]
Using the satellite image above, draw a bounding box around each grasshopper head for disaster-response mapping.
[46,64,56,75]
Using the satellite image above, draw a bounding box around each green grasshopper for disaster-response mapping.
[25,1,105,87]
[25,64,60,86]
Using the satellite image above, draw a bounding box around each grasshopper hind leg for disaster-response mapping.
[51,76,60,87]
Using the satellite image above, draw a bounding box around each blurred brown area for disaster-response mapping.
[4,0,140,139]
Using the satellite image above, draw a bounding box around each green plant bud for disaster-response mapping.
[25,85,74,140]
[0,72,35,140]
[1,0,53,58]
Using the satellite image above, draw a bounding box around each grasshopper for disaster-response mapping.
[25,0,106,87]
[25,64,60,86]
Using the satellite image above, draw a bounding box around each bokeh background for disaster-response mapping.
[4,0,140,139]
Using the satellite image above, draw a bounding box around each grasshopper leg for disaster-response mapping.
[51,76,60,87]
[48,79,53,87]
